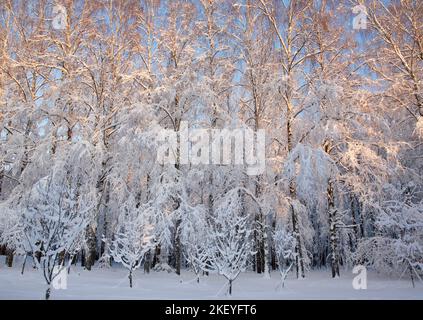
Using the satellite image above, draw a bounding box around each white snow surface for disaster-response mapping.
[0,257,422,300]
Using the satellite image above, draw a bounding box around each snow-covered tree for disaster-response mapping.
[20,172,92,300]
[356,184,423,286]
[109,197,155,288]
[202,188,254,295]
[181,203,208,283]
[273,225,296,289]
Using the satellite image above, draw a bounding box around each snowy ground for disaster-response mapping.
[0,257,422,300]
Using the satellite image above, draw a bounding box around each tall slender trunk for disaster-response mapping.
[0,169,4,199]
[98,184,111,267]
[254,212,262,274]
[152,245,160,268]
[173,114,181,275]
[262,224,271,277]
[174,218,181,275]
[5,248,14,267]
[271,217,277,271]
[328,179,340,278]
[288,110,305,278]
[21,254,27,275]
[324,140,340,278]
[290,200,305,279]
[85,156,109,270]
[256,181,270,278]
[349,194,360,251]
[287,98,305,278]
[129,269,133,288]
[144,251,151,274]
[84,226,97,270]
[45,286,51,300]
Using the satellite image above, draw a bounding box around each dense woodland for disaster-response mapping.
[0,0,422,296]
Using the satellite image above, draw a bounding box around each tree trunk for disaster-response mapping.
[328,180,340,278]
[174,219,181,276]
[129,269,133,288]
[58,250,66,266]
[350,195,359,248]
[144,250,151,274]
[262,222,271,278]
[409,265,415,288]
[80,251,85,267]
[290,201,305,279]
[93,154,109,270]
[254,215,263,274]
[293,221,305,279]
[21,254,27,275]
[34,250,41,264]
[98,184,111,260]
[45,286,51,300]
[271,218,277,271]
[84,226,97,270]
[173,190,181,275]
[0,169,3,200]
[228,279,232,295]
[5,248,14,267]
[152,244,161,268]
[287,100,305,279]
